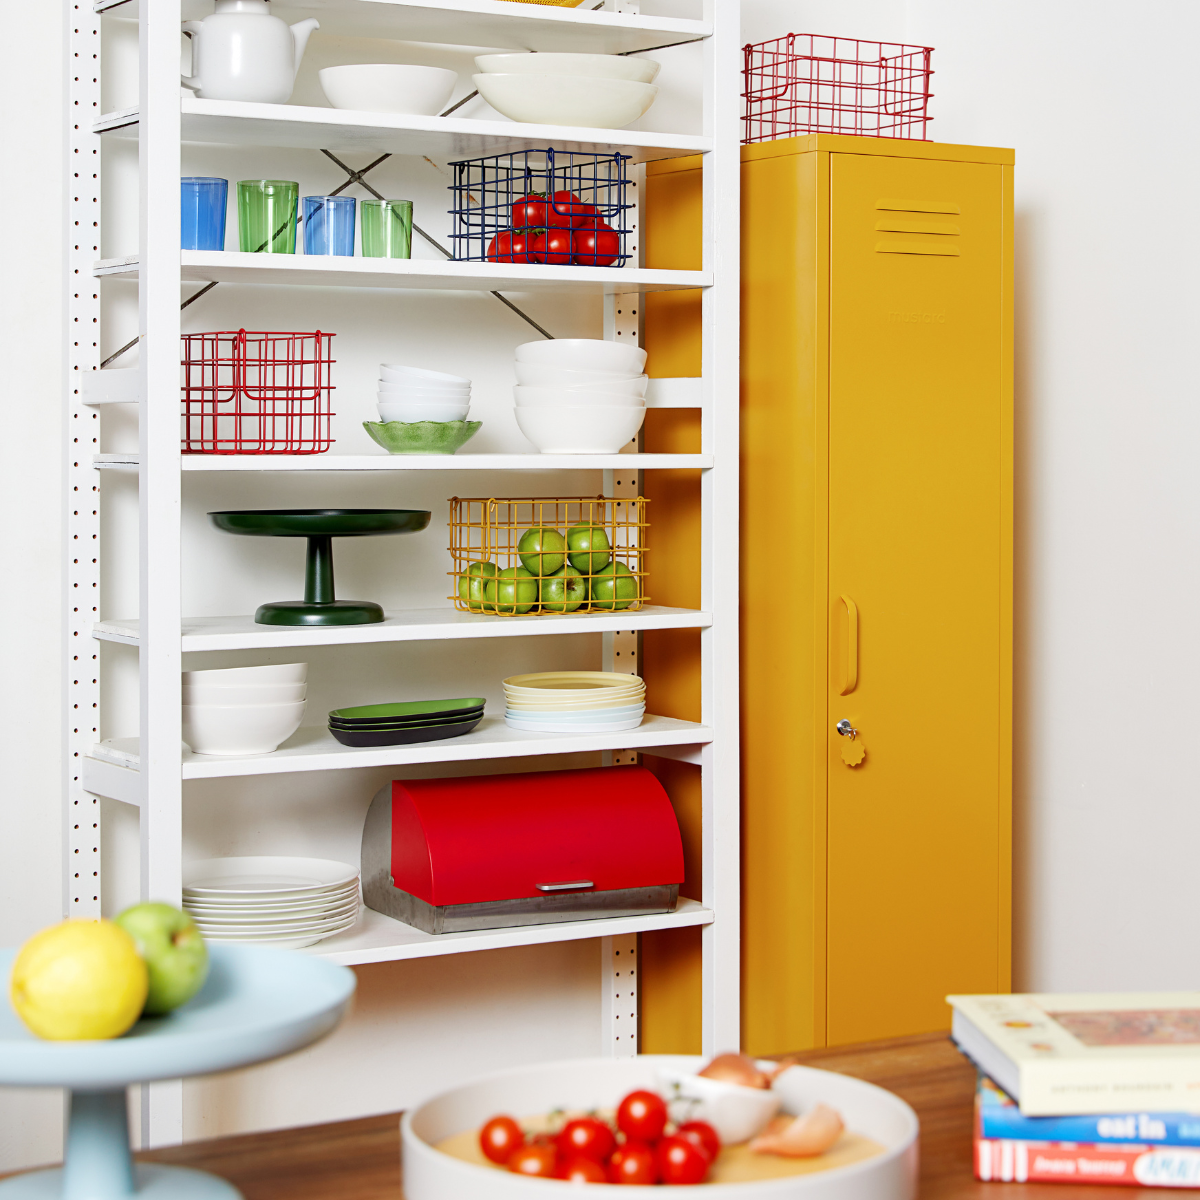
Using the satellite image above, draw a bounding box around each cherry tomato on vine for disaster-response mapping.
[657,1134,711,1185]
[608,1141,659,1185]
[532,227,573,265]
[487,228,537,263]
[507,1143,557,1177]
[572,223,621,267]
[677,1120,721,1163]
[552,190,599,227]
[556,1117,616,1163]
[512,193,571,229]
[616,1090,668,1143]
[479,1115,525,1164]
[556,1156,608,1183]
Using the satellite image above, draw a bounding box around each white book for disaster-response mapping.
[949,992,1200,1116]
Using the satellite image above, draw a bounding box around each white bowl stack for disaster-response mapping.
[473,53,660,129]
[503,671,646,733]
[182,856,361,949]
[378,363,471,424]
[513,339,648,453]
[182,663,307,756]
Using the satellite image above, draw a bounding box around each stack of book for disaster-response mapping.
[949,992,1200,1188]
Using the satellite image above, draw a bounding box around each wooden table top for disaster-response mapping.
[126,1033,1160,1198]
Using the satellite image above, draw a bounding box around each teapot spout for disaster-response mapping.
[290,18,320,78]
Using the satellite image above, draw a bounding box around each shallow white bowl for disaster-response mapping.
[378,383,471,400]
[514,384,644,408]
[516,338,646,375]
[182,682,307,705]
[474,73,658,130]
[474,53,661,85]
[378,400,470,423]
[182,663,307,685]
[181,701,306,756]
[514,403,645,453]
[655,1065,782,1144]
[319,64,458,116]
[504,705,645,722]
[513,361,636,388]
[401,1054,919,1200]
[505,714,645,733]
[380,364,471,386]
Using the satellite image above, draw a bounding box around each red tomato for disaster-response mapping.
[677,1120,721,1163]
[508,1143,557,1177]
[532,228,573,265]
[616,1090,668,1143]
[608,1141,659,1185]
[556,1117,616,1163]
[487,228,537,263]
[479,1115,525,1164]
[512,193,571,229]
[552,190,600,227]
[572,224,622,267]
[657,1134,711,1185]
[556,1156,608,1183]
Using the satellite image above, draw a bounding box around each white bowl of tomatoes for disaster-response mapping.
[401,1054,918,1198]
[486,191,624,269]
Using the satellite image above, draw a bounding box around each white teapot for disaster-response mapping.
[182,0,319,105]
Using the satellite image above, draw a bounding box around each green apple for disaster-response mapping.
[540,565,587,614]
[517,527,566,577]
[484,565,538,614]
[589,561,639,611]
[113,902,208,1015]
[566,523,611,574]
[458,560,498,612]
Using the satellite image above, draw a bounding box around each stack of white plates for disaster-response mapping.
[182,856,360,949]
[503,671,646,733]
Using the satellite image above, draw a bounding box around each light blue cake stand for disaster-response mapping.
[0,943,356,1199]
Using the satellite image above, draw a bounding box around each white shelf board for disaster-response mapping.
[93,605,711,651]
[96,98,711,166]
[95,251,711,295]
[93,452,710,471]
[88,713,712,780]
[97,0,711,55]
[310,897,713,967]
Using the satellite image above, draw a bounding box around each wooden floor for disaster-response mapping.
[20,1034,1170,1198]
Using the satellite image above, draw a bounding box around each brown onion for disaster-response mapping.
[697,1053,772,1090]
[749,1103,845,1158]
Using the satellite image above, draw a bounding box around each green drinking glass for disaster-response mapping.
[361,199,413,258]
[237,180,299,254]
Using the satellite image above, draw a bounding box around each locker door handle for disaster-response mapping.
[838,594,858,695]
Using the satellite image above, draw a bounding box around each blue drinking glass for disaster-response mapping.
[181,177,228,251]
[303,195,356,257]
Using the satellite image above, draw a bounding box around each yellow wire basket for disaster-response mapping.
[449,495,648,616]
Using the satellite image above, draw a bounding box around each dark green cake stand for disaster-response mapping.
[209,509,431,626]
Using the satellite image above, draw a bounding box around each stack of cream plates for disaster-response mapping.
[503,671,646,733]
[182,856,360,950]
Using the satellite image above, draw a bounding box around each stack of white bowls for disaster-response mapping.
[504,671,646,733]
[472,53,660,130]
[182,663,306,756]
[378,363,471,424]
[182,856,360,949]
[513,339,648,453]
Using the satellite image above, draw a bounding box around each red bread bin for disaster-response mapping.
[361,766,684,934]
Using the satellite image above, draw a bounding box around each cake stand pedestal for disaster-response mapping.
[0,943,356,1199]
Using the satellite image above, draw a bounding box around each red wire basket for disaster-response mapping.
[181,330,335,455]
[743,34,933,144]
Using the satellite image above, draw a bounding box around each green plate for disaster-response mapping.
[210,509,431,537]
[328,713,482,731]
[330,698,487,725]
[363,420,482,455]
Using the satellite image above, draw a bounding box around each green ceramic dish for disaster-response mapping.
[363,419,482,455]
[330,698,486,725]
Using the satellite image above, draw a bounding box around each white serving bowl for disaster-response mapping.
[401,1054,919,1200]
[377,383,471,400]
[514,403,645,453]
[182,682,307,705]
[513,384,643,408]
[318,64,458,116]
[473,73,658,130]
[474,53,661,85]
[182,663,307,685]
[655,1065,783,1145]
[516,338,647,375]
[378,400,470,423]
[513,361,635,388]
[380,364,471,386]
[182,701,306,756]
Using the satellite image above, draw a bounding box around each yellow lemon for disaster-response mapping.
[10,919,148,1040]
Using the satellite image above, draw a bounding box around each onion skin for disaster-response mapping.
[749,1104,845,1158]
[697,1053,772,1090]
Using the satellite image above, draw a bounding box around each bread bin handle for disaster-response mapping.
[535,880,594,892]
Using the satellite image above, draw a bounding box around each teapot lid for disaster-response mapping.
[213,0,273,12]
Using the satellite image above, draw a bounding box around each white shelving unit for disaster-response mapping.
[72,0,739,1147]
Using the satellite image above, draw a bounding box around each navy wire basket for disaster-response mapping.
[448,148,633,267]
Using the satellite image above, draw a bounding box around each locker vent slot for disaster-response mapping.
[876,198,960,214]
[874,200,961,256]
[875,218,959,236]
[876,240,960,256]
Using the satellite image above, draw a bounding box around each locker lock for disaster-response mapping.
[835,719,857,739]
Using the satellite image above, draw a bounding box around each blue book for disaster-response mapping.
[979,1075,1200,1146]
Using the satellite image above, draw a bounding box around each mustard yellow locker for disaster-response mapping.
[740,135,1014,1052]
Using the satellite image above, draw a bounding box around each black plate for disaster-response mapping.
[328,716,483,748]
